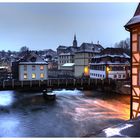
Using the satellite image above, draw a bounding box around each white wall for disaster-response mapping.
[108,71,127,79]
[90,70,106,79]
[90,69,129,79]
[19,64,48,81]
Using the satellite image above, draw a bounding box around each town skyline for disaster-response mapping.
[0,2,138,51]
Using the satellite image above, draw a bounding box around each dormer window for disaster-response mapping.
[30,57,36,62]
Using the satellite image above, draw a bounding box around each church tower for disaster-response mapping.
[73,34,77,47]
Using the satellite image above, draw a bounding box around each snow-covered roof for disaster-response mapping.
[62,63,75,67]
[125,4,140,29]
[59,52,74,56]
[19,62,48,65]
[0,66,8,69]
[125,15,140,27]
[94,54,130,59]
[90,61,130,65]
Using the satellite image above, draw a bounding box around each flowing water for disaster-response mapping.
[0,89,130,137]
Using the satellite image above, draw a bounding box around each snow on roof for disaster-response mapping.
[19,62,48,65]
[125,15,140,28]
[59,52,74,56]
[123,53,130,58]
[62,63,75,67]
[90,61,130,65]
[94,54,130,59]
[0,66,8,69]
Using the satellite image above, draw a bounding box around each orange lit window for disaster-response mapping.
[24,73,27,79]
[40,73,44,78]
[84,66,89,76]
[40,65,44,70]
[32,73,36,79]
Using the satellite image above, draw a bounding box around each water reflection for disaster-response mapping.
[0,114,21,137]
[54,89,82,95]
[0,89,130,137]
[0,91,14,106]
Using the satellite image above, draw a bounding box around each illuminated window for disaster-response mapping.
[24,65,27,71]
[84,66,89,76]
[40,65,44,70]
[32,73,36,79]
[24,73,27,79]
[32,65,36,71]
[40,73,44,78]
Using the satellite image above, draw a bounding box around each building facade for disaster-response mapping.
[125,4,140,118]
[12,51,48,81]
[74,43,104,77]
[89,48,130,79]
[58,53,74,69]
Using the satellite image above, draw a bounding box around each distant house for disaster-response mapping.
[58,52,74,69]
[74,42,104,77]
[12,51,48,81]
[0,66,9,80]
[89,48,130,79]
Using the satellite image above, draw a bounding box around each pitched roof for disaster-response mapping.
[94,48,130,59]
[76,42,104,53]
[134,3,140,16]
[18,51,47,64]
[125,3,140,29]
[57,45,67,50]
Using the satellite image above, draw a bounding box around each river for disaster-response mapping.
[0,89,130,137]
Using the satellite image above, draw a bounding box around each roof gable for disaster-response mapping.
[125,3,140,29]
[19,51,46,63]
[134,3,140,16]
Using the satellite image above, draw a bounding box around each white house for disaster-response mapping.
[17,51,48,81]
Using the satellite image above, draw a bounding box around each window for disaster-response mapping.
[114,75,117,79]
[24,73,27,79]
[118,74,121,78]
[40,65,44,70]
[24,65,27,71]
[40,73,44,78]
[32,73,36,79]
[32,65,36,71]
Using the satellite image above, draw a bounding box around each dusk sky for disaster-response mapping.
[0,3,138,51]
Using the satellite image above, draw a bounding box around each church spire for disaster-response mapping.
[73,34,77,47]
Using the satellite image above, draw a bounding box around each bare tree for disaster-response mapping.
[114,38,130,56]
